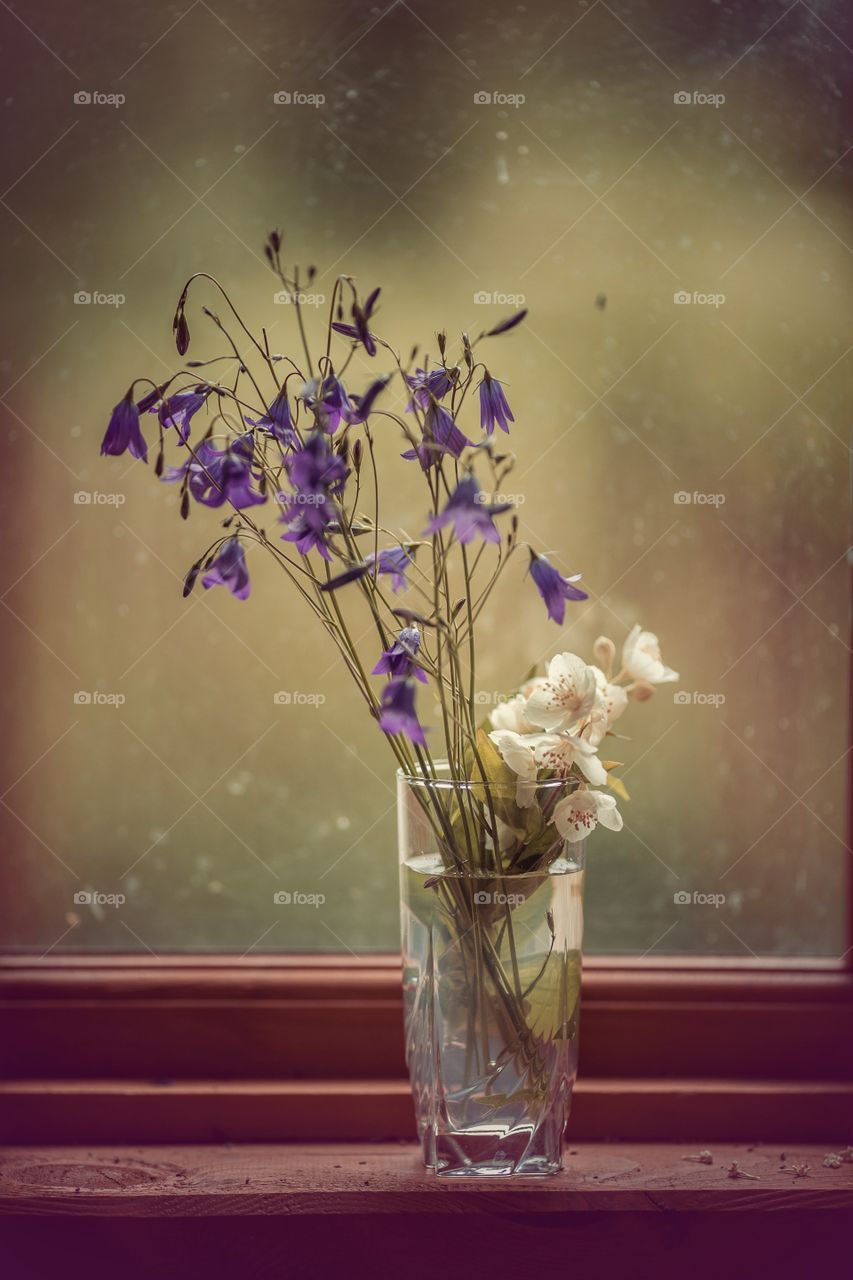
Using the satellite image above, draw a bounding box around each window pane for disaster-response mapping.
[1,1,850,957]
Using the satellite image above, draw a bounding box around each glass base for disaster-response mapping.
[424,1126,565,1177]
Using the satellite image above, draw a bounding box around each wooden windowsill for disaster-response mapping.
[2,1142,852,1215]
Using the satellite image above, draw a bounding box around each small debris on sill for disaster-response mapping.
[839,1146,853,1163]
[683,1150,713,1166]
[823,1154,843,1169]
[780,1164,811,1179]
[726,1162,759,1181]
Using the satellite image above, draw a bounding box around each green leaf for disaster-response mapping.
[516,949,581,1041]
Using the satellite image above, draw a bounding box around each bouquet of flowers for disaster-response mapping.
[100,232,678,1174]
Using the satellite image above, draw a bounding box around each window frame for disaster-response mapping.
[1,951,852,1143]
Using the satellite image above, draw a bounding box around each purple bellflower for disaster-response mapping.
[478,372,514,436]
[101,390,148,462]
[378,676,427,746]
[405,366,455,412]
[346,376,390,424]
[331,286,380,356]
[202,537,250,600]
[246,388,297,447]
[373,627,427,683]
[137,382,171,414]
[302,375,353,434]
[529,551,588,625]
[402,402,472,470]
[318,544,414,594]
[280,432,349,560]
[156,388,211,442]
[165,434,266,510]
[366,545,415,593]
[425,476,511,545]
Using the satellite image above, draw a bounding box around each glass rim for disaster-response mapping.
[396,762,574,793]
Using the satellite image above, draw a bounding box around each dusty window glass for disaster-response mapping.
[0,0,850,957]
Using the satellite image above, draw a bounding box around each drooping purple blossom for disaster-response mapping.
[101,391,148,462]
[246,389,297,447]
[280,432,349,560]
[405,366,456,411]
[478,372,514,436]
[284,430,348,494]
[402,402,472,470]
[331,286,381,356]
[346,376,390,424]
[165,434,266,510]
[425,476,511,545]
[156,388,211,442]
[372,627,427,683]
[378,675,427,746]
[302,375,353,434]
[137,381,171,414]
[202,537,250,600]
[366,545,415,593]
[529,551,588,625]
[483,308,528,337]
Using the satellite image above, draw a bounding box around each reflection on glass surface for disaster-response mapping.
[0,0,850,955]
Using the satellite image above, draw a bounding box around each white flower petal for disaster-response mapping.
[593,792,623,832]
[622,625,679,685]
[488,729,537,780]
[490,694,534,735]
[553,788,623,842]
[575,748,607,786]
[525,652,598,732]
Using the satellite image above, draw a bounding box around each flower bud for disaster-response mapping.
[593,635,616,673]
[628,679,655,702]
[182,561,201,598]
[174,309,190,357]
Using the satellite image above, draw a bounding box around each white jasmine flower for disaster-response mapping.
[582,667,629,747]
[553,788,623,843]
[622,625,679,685]
[531,732,608,786]
[525,653,598,732]
[490,693,535,735]
[488,729,539,807]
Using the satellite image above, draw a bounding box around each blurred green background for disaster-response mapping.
[0,0,851,956]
